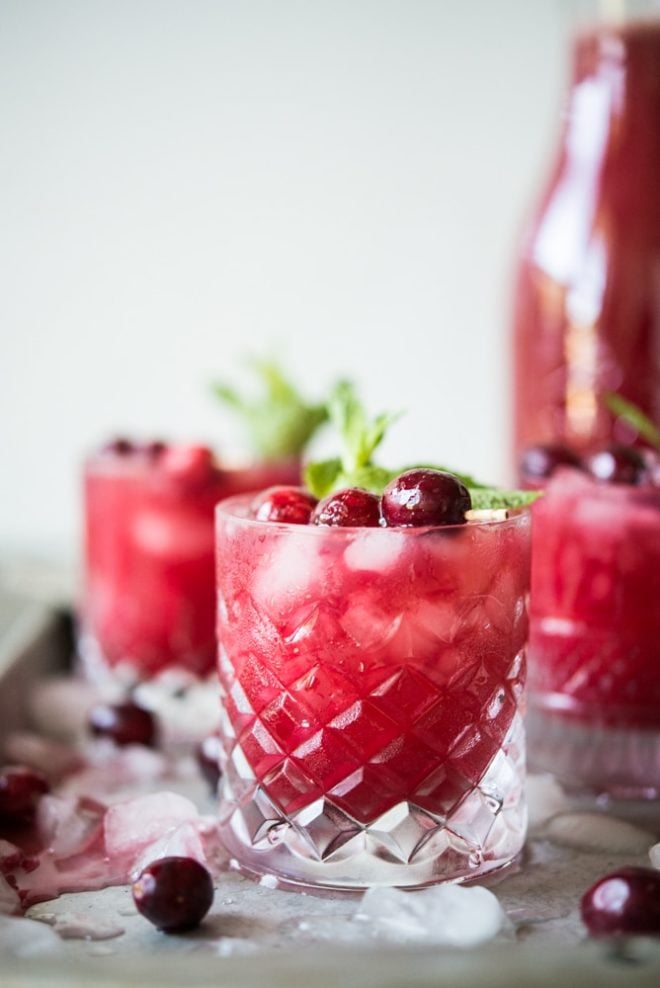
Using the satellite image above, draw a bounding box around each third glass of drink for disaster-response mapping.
[527,445,660,798]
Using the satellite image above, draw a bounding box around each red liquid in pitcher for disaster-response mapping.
[513,21,660,468]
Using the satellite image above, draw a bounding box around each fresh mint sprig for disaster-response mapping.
[211,359,328,460]
[469,487,540,511]
[304,383,541,511]
[304,381,399,497]
[604,393,660,449]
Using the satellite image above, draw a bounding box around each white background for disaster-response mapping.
[1,0,578,557]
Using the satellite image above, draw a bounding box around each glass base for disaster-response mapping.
[527,705,660,799]
[218,715,527,891]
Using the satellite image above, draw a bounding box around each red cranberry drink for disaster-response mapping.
[81,360,328,684]
[512,20,660,466]
[82,440,300,682]
[527,441,660,797]
[215,386,533,890]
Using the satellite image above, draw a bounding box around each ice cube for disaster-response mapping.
[133,677,220,748]
[545,812,655,854]
[526,774,571,834]
[103,791,199,858]
[340,595,401,650]
[0,839,30,876]
[385,598,460,664]
[60,745,168,805]
[215,937,260,957]
[355,884,507,946]
[252,535,324,620]
[0,915,62,955]
[343,531,407,572]
[0,874,20,916]
[131,820,208,880]
[36,794,105,858]
[133,509,211,559]
[35,911,124,941]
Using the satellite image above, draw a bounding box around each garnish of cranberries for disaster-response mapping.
[88,701,157,748]
[132,856,214,932]
[0,765,50,826]
[312,488,381,527]
[519,443,582,482]
[581,867,660,937]
[253,486,317,524]
[586,445,647,485]
[196,734,222,794]
[381,469,471,527]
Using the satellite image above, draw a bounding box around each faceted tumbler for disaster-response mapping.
[216,496,531,890]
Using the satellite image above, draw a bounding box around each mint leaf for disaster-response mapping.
[605,393,660,449]
[305,382,401,494]
[351,464,397,494]
[211,359,328,459]
[469,487,541,511]
[304,458,342,499]
[305,384,537,513]
[328,382,401,477]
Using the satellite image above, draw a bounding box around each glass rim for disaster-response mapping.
[544,467,660,505]
[84,451,296,476]
[215,492,532,537]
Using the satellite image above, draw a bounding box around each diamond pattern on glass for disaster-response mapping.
[218,704,526,887]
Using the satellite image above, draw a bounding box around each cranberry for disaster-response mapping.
[381,469,471,527]
[0,766,50,826]
[312,488,382,527]
[101,437,133,456]
[519,443,582,482]
[143,440,167,457]
[581,867,660,937]
[160,444,215,486]
[196,734,222,794]
[88,701,157,748]
[132,856,214,932]
[253,486,318,524]
[586,445,647,485]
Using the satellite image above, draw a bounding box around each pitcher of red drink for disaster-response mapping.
[514,9,660,798]
[512,14,660,471]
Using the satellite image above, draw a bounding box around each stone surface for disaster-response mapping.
[2,590,660,985]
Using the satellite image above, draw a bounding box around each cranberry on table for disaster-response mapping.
[312,488,381,528]
[132,856,214,932]
[581,867,660,936]
[196,734,222,794]
[381,469,471,527]
[586,445,648,485]
[519,443,582,481]
[0,765,50,826]
[253,486,318,524]
[88,701,157,748]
